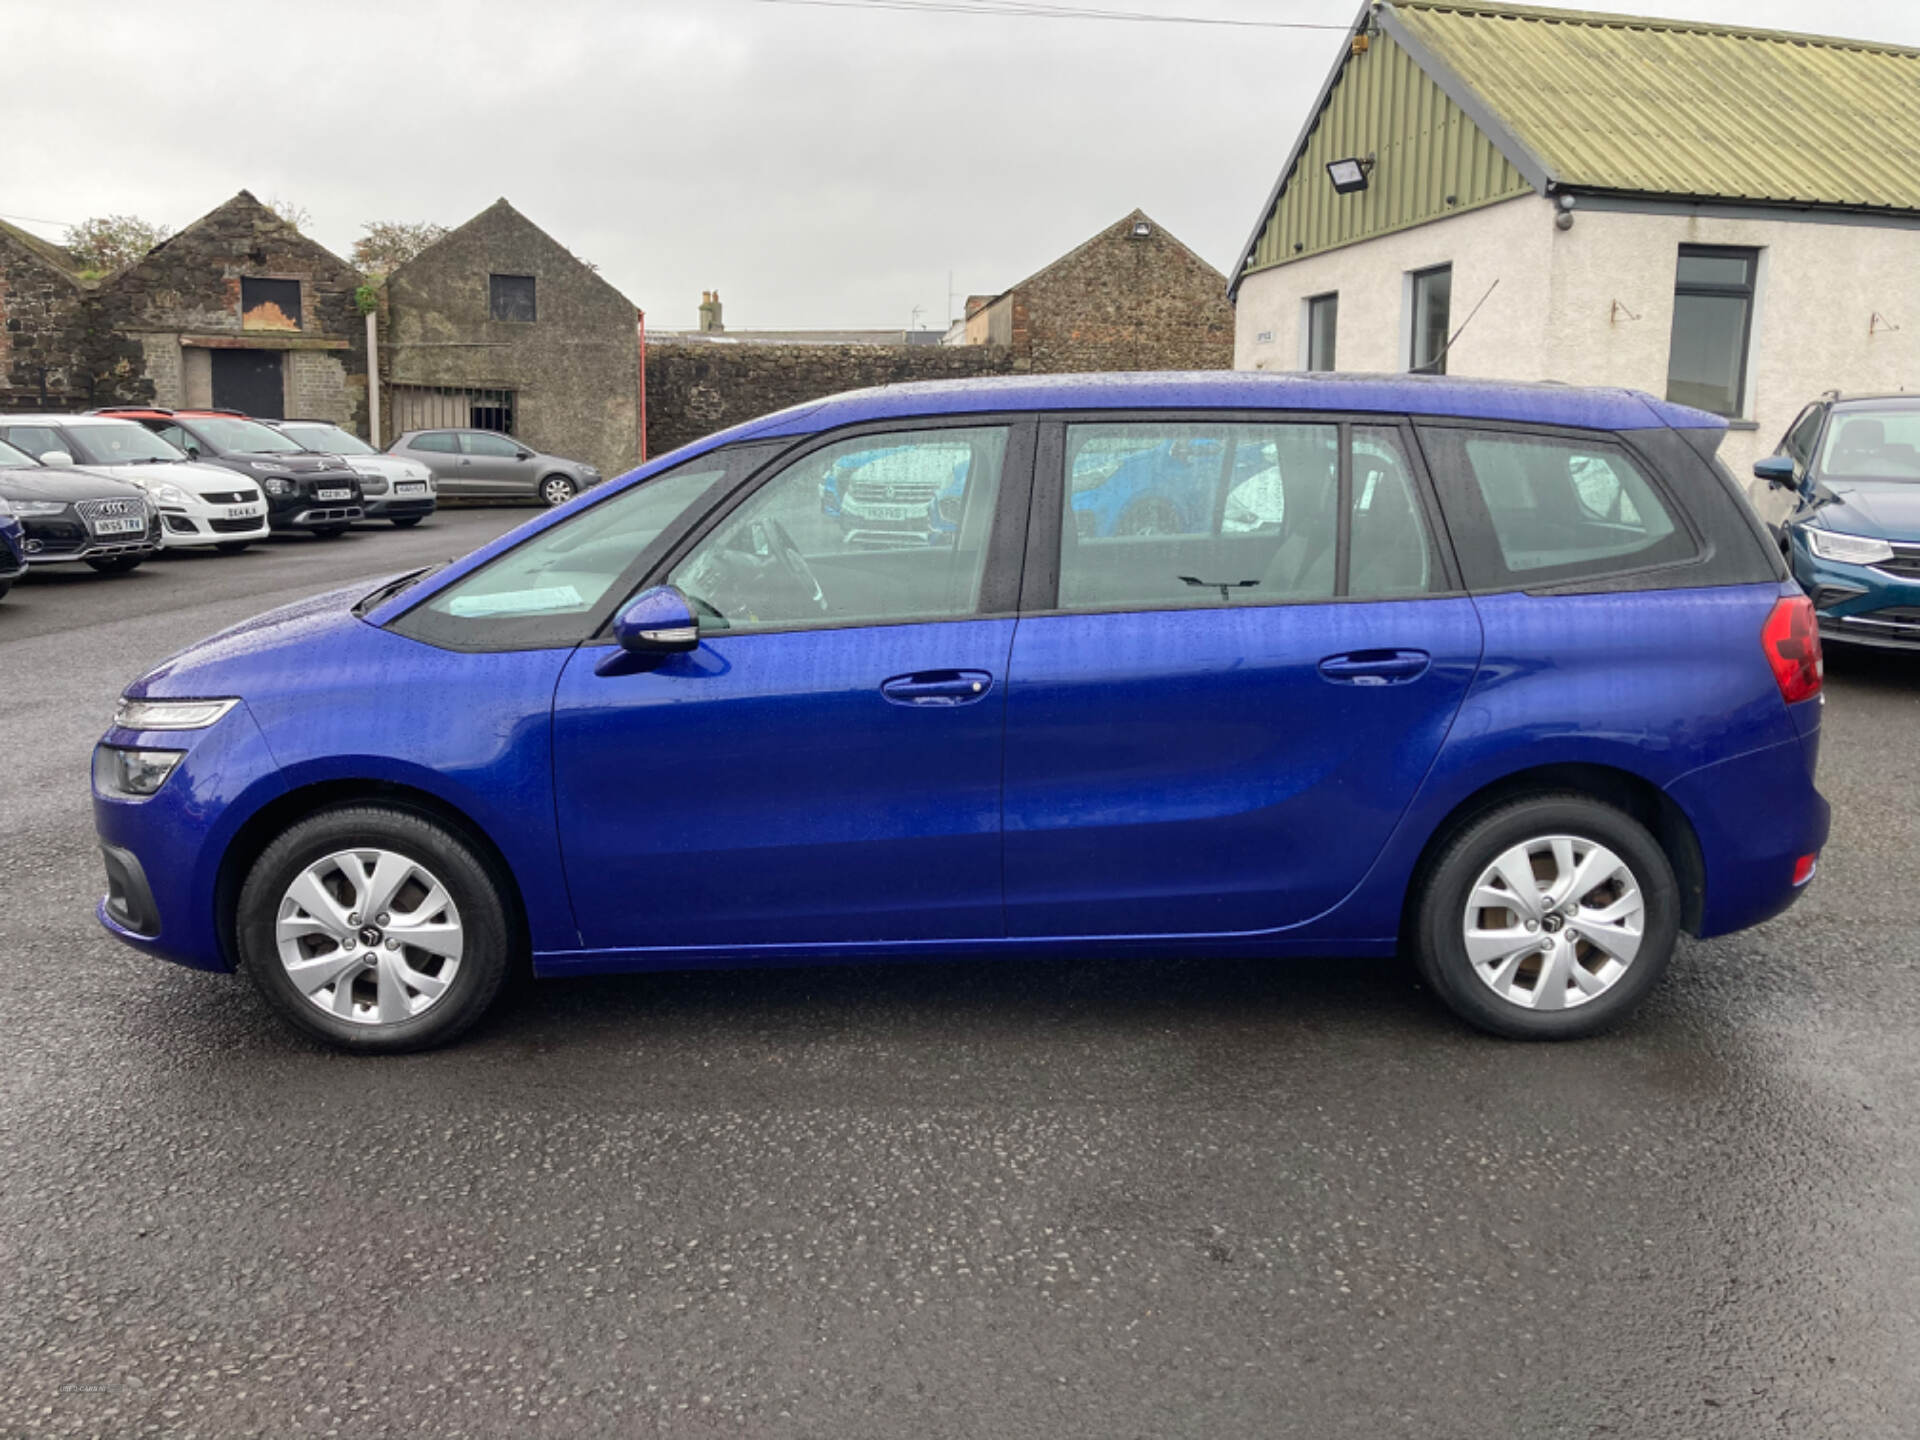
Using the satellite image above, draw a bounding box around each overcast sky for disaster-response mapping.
[4,0,1916,331]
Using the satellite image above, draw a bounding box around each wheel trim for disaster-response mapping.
[274,848,464,1027]
[1461,834,1644,1012]
[542,478,573,504]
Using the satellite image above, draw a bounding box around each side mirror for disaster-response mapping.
[516,449,533,461]
[613,585,699,654]
[41,449,75,467]
[1753,455,1798,490]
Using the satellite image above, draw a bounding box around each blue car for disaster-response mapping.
[1067,433,1289,538]
[1756,394,1920,651]
[92,373,1828,1052]
[0,492,25,601]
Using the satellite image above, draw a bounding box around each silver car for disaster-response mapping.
[386,429,602,506]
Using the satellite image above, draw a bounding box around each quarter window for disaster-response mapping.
[1420,427,1694,588]
[1305,292,1338,372]
[1409,265,1452,375]
[670,427,1010,634]
[1666,246,1758,418]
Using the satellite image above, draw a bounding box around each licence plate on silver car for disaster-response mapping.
[315,487,352,501]
[92,516,145,536]
[395,482,427,495]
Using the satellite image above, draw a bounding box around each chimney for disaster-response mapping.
[698,290,725,334]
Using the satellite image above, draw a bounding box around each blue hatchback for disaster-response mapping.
[1755,394,1920,651]
[93,373,1829,1051]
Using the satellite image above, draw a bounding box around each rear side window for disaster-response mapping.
[410,433,458,454]
[1420,426,1695,589]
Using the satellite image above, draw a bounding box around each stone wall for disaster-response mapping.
[0,229,151,411]
[970,210,1235,375]
[644,341,1020,459]
[385,199,640,474]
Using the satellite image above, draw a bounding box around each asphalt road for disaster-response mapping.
[3,511,1917,1438]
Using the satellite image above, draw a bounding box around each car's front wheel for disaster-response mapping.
[236,806,512,1052]
[86,556,145,575]
[540,475,577,507]
[215,541,252,555]
[1411,794,1679,1039]
[390,516,423,528]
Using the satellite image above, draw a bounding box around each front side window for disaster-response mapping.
[1781,404,1824,474]
[1817,407,1920,481]
[1421,426,1694,588]
[1666,246,1757,418]
[1055,421,1434,612]
[187,416,304,453]
[490,274,536,323]
[1409,265,1452,375]
[670,427,1008,633]
[396,450,759,650]
[0,436,42,468]
[1306,292,1338,372]
[461,432,522,458]
[0,425,66,459]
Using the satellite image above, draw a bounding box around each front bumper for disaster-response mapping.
[158,503,271,547]
[21,512,162,565]
[363,494,437,520]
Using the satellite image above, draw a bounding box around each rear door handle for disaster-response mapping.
[881,670,993,707]
[1318,649,1431,685]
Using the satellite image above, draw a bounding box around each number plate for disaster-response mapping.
[225,506,258,520]
[395,482,427,495]
[864,504,915,521]
[91,516,145,536]
[315,487,352,501]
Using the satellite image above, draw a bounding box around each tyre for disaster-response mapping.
[310,524,349,540]
[86,555,144,575]
[215,541,252,555]
[539,475,577,507]
[0,579,11,601]
[390,516,423,528]
[236,805,513,1053]
[1411,793,1679,1040]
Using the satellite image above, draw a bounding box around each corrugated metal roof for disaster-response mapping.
[1386,0,1920,212]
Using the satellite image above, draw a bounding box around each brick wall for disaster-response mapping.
[289,350,351,423]
[0,232,151,411]
[644,341,1019,459]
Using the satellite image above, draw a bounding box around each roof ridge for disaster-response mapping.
[1386,0,1920,59]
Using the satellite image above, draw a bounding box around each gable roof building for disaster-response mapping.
[1231,0,1920,506]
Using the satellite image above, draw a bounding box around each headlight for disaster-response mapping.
[153,482,190,507]
[263,477,293,496]
[93,745,185,798]
[248,461,294,474]
[1805,528,1896,566]
[113,696,238,730]
[12,499,66,516]
[0,494,13,516]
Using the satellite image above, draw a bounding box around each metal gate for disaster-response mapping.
[383,385,516,446]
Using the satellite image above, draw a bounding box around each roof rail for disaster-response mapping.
[90,404,173,416]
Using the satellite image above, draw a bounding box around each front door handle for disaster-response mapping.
[881,670,993,707]
[1318,649,1431,686]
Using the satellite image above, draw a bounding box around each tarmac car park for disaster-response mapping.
[0,414,270,553]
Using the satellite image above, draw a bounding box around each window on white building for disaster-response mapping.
[1665,246,1758,418]
[1408,265,1452,375]
[1304,292,1338,372]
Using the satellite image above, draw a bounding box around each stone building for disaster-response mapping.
[952,210,1235,372]
[96,191,367,425]
[0,219,149,411]
[1230,0,1920,508]
[384,200,641,476]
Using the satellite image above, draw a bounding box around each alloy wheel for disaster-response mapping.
[1460,835,1645,1011]
[273,848,465,1026]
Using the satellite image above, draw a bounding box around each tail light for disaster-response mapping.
[1762,594,1823,704]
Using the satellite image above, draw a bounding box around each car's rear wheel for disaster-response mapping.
[86,556,144,575]
[1412,794,1678,1039]
[236,806,512,1053]
[0,580,11,601]
[215,541,252,555]
[540,475,576,507]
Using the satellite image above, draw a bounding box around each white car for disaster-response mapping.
[0,414,271,552]
[269,419,437,527]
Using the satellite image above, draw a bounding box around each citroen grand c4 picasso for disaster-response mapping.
[92,374,1828,1051]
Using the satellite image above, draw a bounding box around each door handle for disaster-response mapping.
[1318,649,1431,686]
[881,670,993,707]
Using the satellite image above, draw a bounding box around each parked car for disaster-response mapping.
[93,408,364,538]
[0,489,26,600]
[0,434,159,574]
[818,440,974,548]
[0,414,270,554]
[387,429,601,506]
[1756,394,1920,651]
[266,419,437,528]
[92,373,1827,1053]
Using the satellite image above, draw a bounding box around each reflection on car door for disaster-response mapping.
[1001,417,1484,938]
[549,422,1033,954]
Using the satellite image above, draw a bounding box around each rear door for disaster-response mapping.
[1001,414,1483,938]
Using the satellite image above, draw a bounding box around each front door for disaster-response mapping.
[552,421,1032,953]
[210,348,286,419]
[457,431,534,496]
[1002,416,1484,938]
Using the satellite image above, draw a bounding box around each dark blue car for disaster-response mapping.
[1756,394,1920,651]
[92,373,1828,1052]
